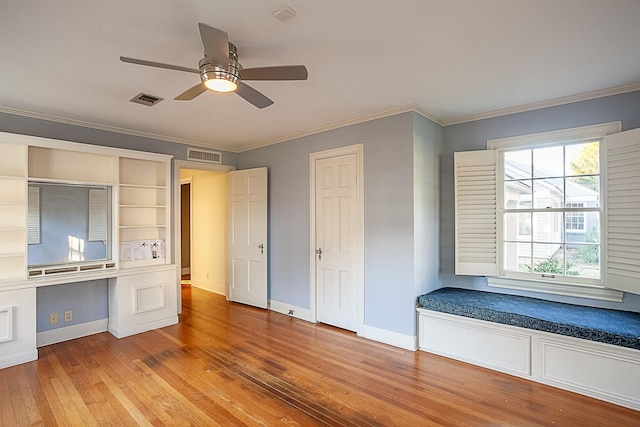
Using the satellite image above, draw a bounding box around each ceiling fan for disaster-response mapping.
[120,23,308,109]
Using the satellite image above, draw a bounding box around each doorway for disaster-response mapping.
[174,161,234,313]
[310,144,364,334]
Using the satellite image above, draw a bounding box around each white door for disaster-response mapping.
[228,167,268,308]
[315,154,359,331]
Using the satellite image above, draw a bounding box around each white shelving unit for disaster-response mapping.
[0,143,27,281]
[119,157,170,267]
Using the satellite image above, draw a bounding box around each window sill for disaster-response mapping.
[487,276,623,302]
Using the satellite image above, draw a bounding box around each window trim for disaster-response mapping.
[486,122,622,300]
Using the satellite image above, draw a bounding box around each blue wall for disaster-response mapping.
[440,90,640,312]
[36,280,108,332]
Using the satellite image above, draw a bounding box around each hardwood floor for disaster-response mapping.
[1,285,638,426]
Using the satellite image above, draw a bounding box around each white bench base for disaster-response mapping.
[417,308,640,411]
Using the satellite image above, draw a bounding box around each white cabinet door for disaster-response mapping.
[228,168,268,308]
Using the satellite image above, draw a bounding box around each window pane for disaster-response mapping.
[533,178,564,208]
[567,244,600,279]
[504,212,531,241]
[566,176,599,207]
[533,146,563,178]
[504,150,531,179]
[566,141,599,176]
[503,241,531,272]
[532,212,563,243]
[566,212,600,242]
[532,244,564,275]
[504,180,532,209]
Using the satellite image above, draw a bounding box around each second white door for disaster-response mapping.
[315,153,359,331]
[228,167,268,308]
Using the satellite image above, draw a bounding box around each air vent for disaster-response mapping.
[187,147,222,164]
[273,5,296,21]
[130,93,163,106]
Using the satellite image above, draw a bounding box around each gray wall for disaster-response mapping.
[440,90,640,312]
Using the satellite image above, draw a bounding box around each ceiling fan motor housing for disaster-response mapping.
[199,42,240,90]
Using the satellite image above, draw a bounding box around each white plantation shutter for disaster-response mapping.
[88,188,108,242]
[454,150,498,276]
[605,127,640,294]
[27,186,40,244]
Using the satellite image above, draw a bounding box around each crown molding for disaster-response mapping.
[2,82,639,154]
[441,82,640,126]
[237,104,442,152]
[0,105,237,153]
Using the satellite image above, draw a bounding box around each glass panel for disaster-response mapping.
[504,180,532,209]
[531,243,564,274]
[566,212,600,242]
[504,149,531,180]
[503,241,531,272]
[533,178,564,208]
[533,212,563,243]
[533,146,563,178]
[566,176,599,206]
[504,212,531,241]
[566,141,599,176]
[566,244,600,279]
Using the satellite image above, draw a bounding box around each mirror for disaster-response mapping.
[27,181,112,268]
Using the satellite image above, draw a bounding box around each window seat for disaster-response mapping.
[417,288,640,350]
[416,288,640,410]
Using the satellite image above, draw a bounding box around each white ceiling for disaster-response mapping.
[1,1,640,152]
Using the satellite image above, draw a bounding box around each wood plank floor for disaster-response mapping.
[1,284,638,426]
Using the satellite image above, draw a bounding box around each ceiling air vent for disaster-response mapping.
[273,5,296,21]
[130,93,163,106]
[187,147,222,164]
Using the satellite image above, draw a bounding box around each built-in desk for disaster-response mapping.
[0,131,178,369]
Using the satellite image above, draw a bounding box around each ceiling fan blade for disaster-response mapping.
[235,82,274,109]
[120,56,199,74]
[175,83,207,101]
[239,65,308,81]
[198,23,229,68]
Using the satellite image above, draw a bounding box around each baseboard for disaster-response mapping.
[362,324,417,351]
[108,316,178,339]
[268,299,313,322]
[0,349,38,369]
[37,319,109,347]
[181,267,190,275]
[191,281,226,296]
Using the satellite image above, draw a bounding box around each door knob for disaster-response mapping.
[315,248,322,260]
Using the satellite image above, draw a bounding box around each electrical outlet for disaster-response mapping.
[64,310,72,322]
[49,313,58,325]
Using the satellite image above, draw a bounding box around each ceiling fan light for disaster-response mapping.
[203,77,237,92]
[200,62,239,93]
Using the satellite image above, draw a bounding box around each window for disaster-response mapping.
[502,142,601,283]
[454,122,640,301]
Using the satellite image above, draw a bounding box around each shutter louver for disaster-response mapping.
[27,186,40,244]
[88,188,108,242]
[606,128,640,294]
[454,150,498,276]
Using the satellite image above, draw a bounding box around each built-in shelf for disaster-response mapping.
[0,142,26,282]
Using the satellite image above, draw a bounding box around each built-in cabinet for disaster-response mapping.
[0,131,178,369]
